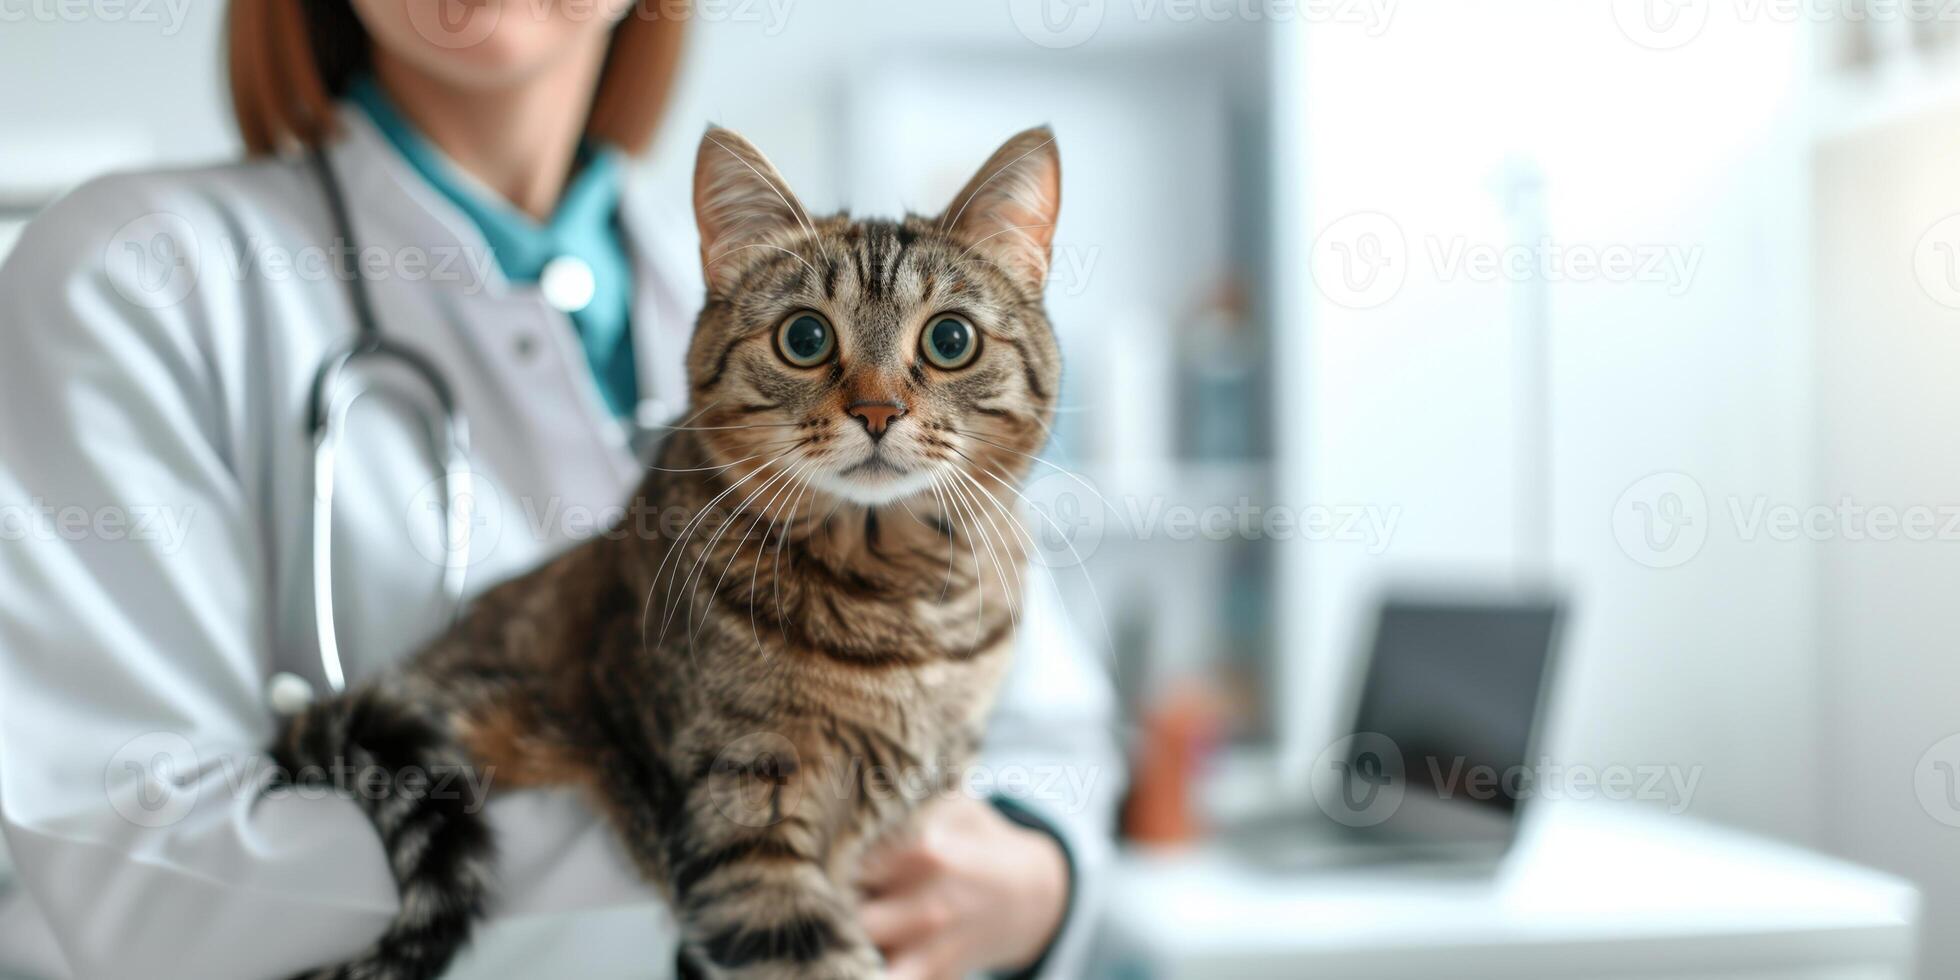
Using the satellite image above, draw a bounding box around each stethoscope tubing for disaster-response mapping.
[304,146,474,698]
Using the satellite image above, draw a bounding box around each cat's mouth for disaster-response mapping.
[818,450,939,506]
[841,455,909,477]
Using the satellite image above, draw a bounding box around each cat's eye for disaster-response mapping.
[775,312,835,368]
[921,314,979,370]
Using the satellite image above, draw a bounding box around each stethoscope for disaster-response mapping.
[269,147,475,715]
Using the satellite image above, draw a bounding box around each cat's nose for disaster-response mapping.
[846,400,907,439]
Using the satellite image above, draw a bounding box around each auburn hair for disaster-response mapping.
[227,1,688,156]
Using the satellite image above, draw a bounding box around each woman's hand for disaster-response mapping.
[857,796,1070,980]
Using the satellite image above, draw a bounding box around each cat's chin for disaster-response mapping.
[809,466,940,508]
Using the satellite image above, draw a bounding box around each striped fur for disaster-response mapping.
[276,125,1064,980]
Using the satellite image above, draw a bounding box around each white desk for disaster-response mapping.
[1094,804,1919,980]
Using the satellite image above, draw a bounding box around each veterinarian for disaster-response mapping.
[0,3,1121,978]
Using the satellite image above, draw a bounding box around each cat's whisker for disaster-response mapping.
[703,241,821,283]
[699,128,847,288]
[666,454,807,650]
[648,421,804,433]
[677,453,809,645]
[950,465,1038,565]
[703,132,821,244]
[701,454,811,649]
[954,221,1056,265]
[644,397,724,437]
[642,439,800,475]
[950,445,1090,576]
[929,473,987,650]
[939,471,1018,645]
[945,425,1120,521]
[940,134,1057,234]
[752,460,816,650]
[962,454,1121,673]
[641,442,804,658]
[770,463,824,648]
[946,467,1029,617]
[920,476,960,602]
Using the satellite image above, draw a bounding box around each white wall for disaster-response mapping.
[1277,1,1821,843]
[0,4,230,188]
[1814,106,1960,979]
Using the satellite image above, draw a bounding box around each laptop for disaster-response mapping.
[1235,592,1566,870]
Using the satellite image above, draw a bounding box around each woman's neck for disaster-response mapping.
[369,42,611,221]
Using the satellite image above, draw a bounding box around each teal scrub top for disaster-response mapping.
[349,76,639,418]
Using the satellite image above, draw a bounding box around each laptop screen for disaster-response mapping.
[1348,598,1562,822]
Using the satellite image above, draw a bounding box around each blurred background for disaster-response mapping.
[5,0,1960,977]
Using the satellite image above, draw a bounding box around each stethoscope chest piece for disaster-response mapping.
[541,254,596,313]
[267,671,317,716]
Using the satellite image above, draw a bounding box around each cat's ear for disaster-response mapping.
[694,125,812,295]
[939,126,1062,295]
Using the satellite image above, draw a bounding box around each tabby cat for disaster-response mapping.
[273,124,1065,980]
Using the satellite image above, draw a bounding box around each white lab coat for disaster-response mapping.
[0,107,1121,980]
